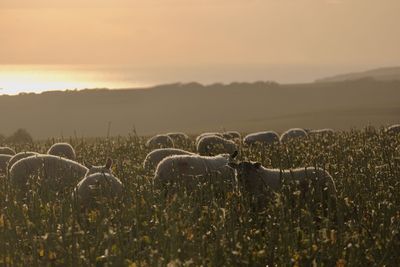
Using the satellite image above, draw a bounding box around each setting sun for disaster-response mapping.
[0,2,399,265]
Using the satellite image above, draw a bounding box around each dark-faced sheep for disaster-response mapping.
[386,124,400,135]
[143,148,195,171]
[154,152,238,188]
[280,128,308,143]
[9,154,88,192]
[146,134,175,149]
[197,135,237,156]
[228,161,337,210]
[74,158,123,209]
[243,131,280,146]
[47,142,76,160]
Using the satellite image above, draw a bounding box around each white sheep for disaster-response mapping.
[0,147,16,155]
[47,142,76,160]
[166,132,190,145]
[0,154,12,174]
[154,151,238,187]
[386,124,400,135]
[197,135,238,156]
[243,131,280,145]
[143,148,195,171]
[195,132,223,145]
[8,154,88,191]
[228,161,337,201]
[146,134,175,149]
[74,159,123,209]
[280,128,308,143]
[7,151,39,171]
[222,131,242,140]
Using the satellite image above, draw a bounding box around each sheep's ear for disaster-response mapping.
[253,162,262,168]
[227,162,238,169]
[230,150,238,159]
[105,158,113,169]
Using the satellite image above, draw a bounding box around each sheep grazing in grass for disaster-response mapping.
[7,152,39,171]
[0,154,12,174]
[143,148,195,171]
[47,142,76,160]
[243,131,280,146]
[74,158,123,209]
[197,135,238,156]
[166,132,190,146]
[228,161,337,203]
[222,131,242,140]
[154,151,238,187]
[280,128,308,143]
[8,154,88,192]
[0,147,16,155]
[146,134,175,149]
[195,132,223,145]
[386,124,400,135]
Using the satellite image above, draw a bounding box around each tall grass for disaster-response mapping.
[0,128,399,266]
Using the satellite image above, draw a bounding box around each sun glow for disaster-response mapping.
[0,65,146,95]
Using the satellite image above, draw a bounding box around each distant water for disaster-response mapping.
[0,64,368,95]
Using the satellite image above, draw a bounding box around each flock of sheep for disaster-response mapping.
[146,129,337,204]
[0,123,399,210]
[0,143,122,209]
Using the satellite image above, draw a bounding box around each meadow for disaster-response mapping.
[0,128,399,266]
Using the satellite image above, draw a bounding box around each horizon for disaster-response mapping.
[1,63,397,95]
[1,0,399,95]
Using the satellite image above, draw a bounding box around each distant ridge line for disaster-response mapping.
[316,66,400,83]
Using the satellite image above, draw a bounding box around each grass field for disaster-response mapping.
[0,128,399,266]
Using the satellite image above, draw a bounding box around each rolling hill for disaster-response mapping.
[316,66,400,83]
[0,79,399,139]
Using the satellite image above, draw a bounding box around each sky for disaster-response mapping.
[0,0,400,89]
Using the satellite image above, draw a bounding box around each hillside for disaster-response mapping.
[0,80,399,139]
[316,66,400,83]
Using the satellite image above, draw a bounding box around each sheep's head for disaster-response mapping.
[85,158,113,176]
[228,161,262,187]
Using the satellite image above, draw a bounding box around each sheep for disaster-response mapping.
[8,154,88,192]
[280,128,308,143]
[0,154,12,174]
[197,135,238,156]
[243,131,280,146]
[222,131,242,140]
[154,151,238,188]
[0,147,16,155]
[47,142,76,160]
[228,161,337,204]
[7,151,39,171]
[195,132,223,145]
[166,132,190,146]
[84,158,113,177]
[386,124,400,135]
[143,148,195,171]
[146,134,175,149]
[74,158,123,209]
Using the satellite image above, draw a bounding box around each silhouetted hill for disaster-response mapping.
[316,66,400,83]
[0,80,399,139]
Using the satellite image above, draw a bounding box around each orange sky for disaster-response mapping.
[1,0,399,68]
